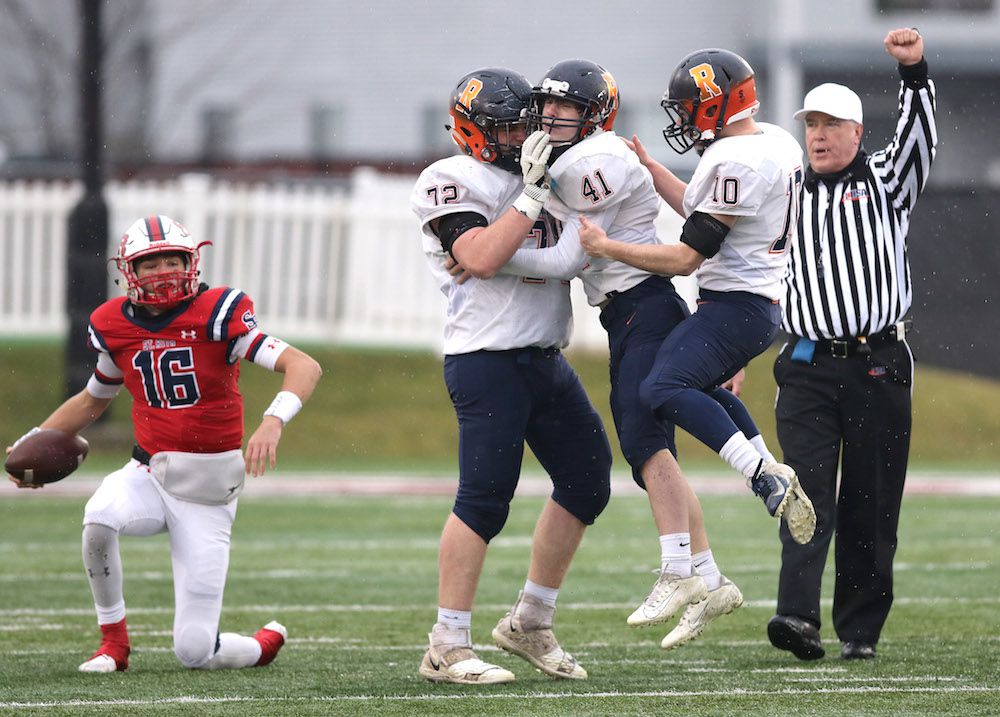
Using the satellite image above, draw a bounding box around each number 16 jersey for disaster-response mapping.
[87,287,257,455]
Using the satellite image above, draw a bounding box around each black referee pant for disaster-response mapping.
[773,338,913,645]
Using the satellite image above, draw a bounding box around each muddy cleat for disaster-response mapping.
[253,621,287,666]
[660,577,744,649]
[749,462,816,544]
[419,641,516,684]
[79,617,130,673]
[491,592,586,680]
[627,571,708,628]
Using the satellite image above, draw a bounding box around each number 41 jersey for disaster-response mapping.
[87,287,257,455]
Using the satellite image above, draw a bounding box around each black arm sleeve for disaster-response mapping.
[434,212,489,260]
[680,211,731,259]
[898,58,929,90]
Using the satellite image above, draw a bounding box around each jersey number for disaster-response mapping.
[581,170,614,204]
[132,348,201,409]
[426,184,459,206]
[711,176,740,205]
[770,167,803,254]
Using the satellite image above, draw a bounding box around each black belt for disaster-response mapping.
[816,320,911,358]
[132,445,152,465]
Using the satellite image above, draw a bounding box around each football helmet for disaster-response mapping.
[115,215,211,306]
[661,48,759,154]
[447,67,531,174]
[527,59,619,153]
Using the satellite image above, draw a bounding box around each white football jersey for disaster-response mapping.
[684,122,803,300]
[503,131,662,306]
[411,155,572,355]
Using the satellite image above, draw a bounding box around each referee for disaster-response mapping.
[767,28,937,661]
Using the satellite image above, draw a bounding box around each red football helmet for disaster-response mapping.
[116,215,211,306]
[661,48,759,153]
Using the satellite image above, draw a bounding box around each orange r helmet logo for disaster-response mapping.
[457,78,484,110]
[688,63,723,102]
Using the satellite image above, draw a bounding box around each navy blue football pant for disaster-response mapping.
[640,289,781,452]
[774,338,912,644]
[599,276,690,486]
[444,347,612,543]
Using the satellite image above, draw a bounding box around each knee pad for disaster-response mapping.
[452,496,510,543]
[82,522,118,553]
[174,624,219,669]
[553,472,611,526]
[639,374,685,416]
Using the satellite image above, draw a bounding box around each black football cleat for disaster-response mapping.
[767,614,825,660]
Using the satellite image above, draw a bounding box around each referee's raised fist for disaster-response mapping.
[884,28,924,66]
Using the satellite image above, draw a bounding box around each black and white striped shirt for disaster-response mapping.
[782,63,937,340]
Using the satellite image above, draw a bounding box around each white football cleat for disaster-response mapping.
[660,577,744,650]
[419,642,515,684]
[78,653,122,673]
[627,571,708,628]
[749,462,816,544]
[492,592,586,680]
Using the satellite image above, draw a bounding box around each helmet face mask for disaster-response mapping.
[448,68,531,174]
[116,215,209,307]
[661,49,759,154]
[527,60,619,154]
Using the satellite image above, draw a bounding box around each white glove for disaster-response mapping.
[513,130,552,221]
[520,130,551,186]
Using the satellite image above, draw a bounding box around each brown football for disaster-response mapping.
[5,429,89,485]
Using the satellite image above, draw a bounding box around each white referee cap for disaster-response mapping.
[793,83,863,124]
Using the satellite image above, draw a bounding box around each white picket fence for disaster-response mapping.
[0,171,690,352]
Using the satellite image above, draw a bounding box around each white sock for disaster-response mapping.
[204,632,261,669]
[95,599,126,626]
[523,579,559,607]
[659,532,692,576]
[436,608,472,630]
[692,549,722,591]
[719,432,765,478]
[749,435,777,466]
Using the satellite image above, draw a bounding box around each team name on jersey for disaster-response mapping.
[142,338,178,351]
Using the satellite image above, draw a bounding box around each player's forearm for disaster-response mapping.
[39,390,112,434]
[503,227,584,280]
[602,240,700,276]
[451,209,537,278]
[273,347,323,404]
[647,163,687,216]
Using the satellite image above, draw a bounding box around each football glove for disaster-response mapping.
[513,131,551,221]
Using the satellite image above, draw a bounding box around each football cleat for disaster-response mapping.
[253,621,287,666]
[79,617,130,673]
[749,462,816,544]
[491,592,586,680]
[419,641,516,684]
[660,577,744,650]
[627,571,708,628]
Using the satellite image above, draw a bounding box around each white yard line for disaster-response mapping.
[2,685,999,709]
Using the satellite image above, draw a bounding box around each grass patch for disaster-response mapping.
[0,491,996,716]
[2,342,999,473]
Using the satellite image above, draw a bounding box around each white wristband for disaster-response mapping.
[512,183,550,222]
[263,391,302,425]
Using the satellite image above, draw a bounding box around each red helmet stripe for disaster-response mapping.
[144,215,166,242]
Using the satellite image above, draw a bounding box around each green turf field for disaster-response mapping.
[1,491,996,716]
[2,343,1000,473]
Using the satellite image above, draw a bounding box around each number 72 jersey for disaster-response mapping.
[683,121,803,301]
[87,287,257,455]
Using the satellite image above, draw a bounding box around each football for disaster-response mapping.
[5,429,89,485]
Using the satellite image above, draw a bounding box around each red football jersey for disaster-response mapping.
[88,287,259,455]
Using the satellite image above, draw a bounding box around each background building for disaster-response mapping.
[0,0,997,375]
